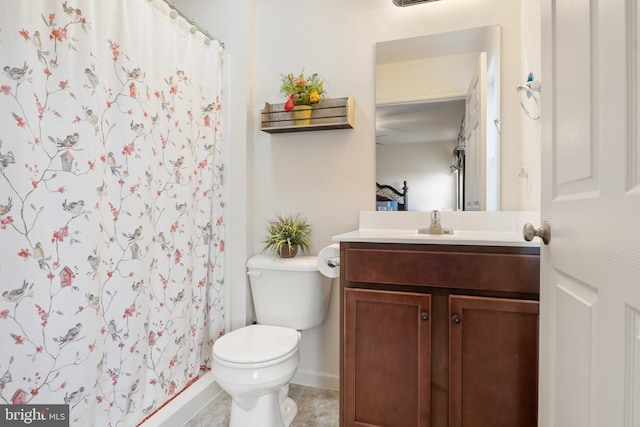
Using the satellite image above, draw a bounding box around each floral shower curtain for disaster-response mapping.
[0,1,225,426]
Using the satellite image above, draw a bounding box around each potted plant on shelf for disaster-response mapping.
[280,71,326,125]
[262,212,312,258]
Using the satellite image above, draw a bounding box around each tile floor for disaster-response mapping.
[183,384,339,427]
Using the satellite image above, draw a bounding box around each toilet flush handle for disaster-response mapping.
[247,271,261,278]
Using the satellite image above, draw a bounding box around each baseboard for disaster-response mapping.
[292,370,339,391]
[142,372,221,427]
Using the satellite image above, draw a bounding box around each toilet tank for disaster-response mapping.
[247,255,332,330]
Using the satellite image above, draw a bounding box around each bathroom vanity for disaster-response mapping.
[334,212,541,427]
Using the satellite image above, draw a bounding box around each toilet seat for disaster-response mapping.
[213,324,299,368]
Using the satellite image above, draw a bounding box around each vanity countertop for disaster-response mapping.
[332,211,541,248]
[333,228,537,247]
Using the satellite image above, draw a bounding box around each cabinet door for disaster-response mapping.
[449,295,539,427]
[344,288,431,427]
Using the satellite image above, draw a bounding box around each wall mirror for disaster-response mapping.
[376,25,501,211]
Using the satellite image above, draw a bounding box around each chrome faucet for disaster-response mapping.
[417,210,453,235]
[428,210,443,234]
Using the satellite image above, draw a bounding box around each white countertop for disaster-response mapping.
[333,229,537,247]
[332,211,541,248]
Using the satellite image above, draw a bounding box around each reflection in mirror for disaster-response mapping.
[377,100,465,210]
[375,26,501,212]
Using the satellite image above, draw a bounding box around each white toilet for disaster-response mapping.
[212,254,333,427]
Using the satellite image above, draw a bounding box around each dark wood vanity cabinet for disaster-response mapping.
[344,288,432,427]
[340,242,540,427]
[449,295,539,427]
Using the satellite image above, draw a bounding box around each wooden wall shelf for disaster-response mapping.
[260,96,354,133]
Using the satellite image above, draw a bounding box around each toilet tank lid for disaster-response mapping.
[247,254,319,271]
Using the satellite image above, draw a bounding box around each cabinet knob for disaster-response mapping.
[452,314,462,324]
[420,312,429,321]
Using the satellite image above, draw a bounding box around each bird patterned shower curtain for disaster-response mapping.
[0,1,225,425]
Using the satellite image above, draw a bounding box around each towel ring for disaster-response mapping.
[517,79,541,120]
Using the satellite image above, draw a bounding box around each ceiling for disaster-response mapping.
[375,99,465,145]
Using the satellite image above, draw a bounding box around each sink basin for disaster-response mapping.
[416,227,454,235]
[412,232,454,238]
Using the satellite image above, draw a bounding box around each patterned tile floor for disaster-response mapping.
[183,384,339,427]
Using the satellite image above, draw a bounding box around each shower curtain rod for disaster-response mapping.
[162,0,225,49]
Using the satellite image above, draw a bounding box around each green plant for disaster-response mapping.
[280,71,326,110]
[262,212,312,256]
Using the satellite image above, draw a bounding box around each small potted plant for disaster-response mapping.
[262,212,312,258]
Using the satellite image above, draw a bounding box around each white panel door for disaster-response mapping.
[464,52,487,211]
[539,0,640,426]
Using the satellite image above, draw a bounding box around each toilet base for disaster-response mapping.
[229,389,298,427]
[281,396,297,427]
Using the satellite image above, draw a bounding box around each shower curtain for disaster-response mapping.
[0,1,225,425]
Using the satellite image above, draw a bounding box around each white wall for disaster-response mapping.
[175,0,529,391]
[520,0,542,210]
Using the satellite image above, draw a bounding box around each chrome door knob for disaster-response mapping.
[523,221,551,245]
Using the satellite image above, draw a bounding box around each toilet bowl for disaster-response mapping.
[213,324,300,427]
[212,255,332,427]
